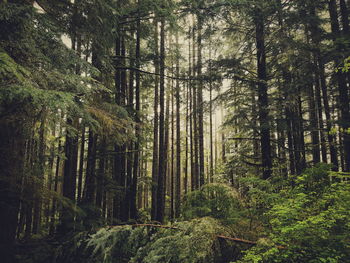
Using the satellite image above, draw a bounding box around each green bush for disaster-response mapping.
[181,183,242,225]
[59,217,244,263]
[237,164,350,263]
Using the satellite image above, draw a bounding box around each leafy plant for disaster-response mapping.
[181,183,242,225]
[237,164,350,263]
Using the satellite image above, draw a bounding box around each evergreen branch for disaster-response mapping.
[110,223,286,248]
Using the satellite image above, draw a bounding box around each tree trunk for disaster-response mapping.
[130,11,141,220]
[32,112,46,234]
[77,125,85,202]
[156,16,166,223]
[192,17,199,190]
[328,0,350,171]
[197,13,205,187]
[254,10,272,179]
[209,41,214,183]
[151,17,159,221]
[0,119,27,262]
[84,130,97,205]
[175,31,181,218]
[170,61,175,220]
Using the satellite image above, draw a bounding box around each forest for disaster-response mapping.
[1,0,350,262]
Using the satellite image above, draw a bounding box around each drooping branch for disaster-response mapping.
[116,66,262,84]
[108,223,285,248]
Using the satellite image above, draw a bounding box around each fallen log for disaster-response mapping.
[110,223,285,248]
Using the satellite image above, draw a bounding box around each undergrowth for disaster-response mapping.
[17,165,350,263]
[54,217,248,263]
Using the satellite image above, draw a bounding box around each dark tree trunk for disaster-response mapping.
[184,70,189,194]
[156,16,166,223]
[62,117,78,201]
[84,130,97,205]
[96,139,106,210]
[308,78,321,165]
[209,42,214,183]
[0,119,27,262]
[151,17,159,221]
[172,31,182,214]
[254,11,272,179]
[126,30,135,221]
[77,125,85,202]
[130,11,141,220]
[171,65,175,220]
[328,0,350,171]
[313,65,328,163]
[197,14,205,187]
[340,0,350,33]
[188,26,195,191]
[113,32,127,220]
[32,112,46,234]
[50,120,62,235]
[192,19,199,189]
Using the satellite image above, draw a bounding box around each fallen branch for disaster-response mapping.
[218,235,285,249]
[131,224,180,230]
[110,223,285,249]
[217,235,257,245]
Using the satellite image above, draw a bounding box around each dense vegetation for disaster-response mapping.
[1,0,350,262]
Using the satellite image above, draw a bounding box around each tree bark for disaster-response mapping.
[175,31,181,218]
[254,10,272,179]
[156,16,166,223]
[197,13,205,187]
[130,10,141,219]
[151,17,159,221]
[328,0,350,171]
[0,119,27,262]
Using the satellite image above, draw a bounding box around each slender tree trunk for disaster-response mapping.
[313,65,328,163]
[127,30,135,220]
[77,125,85,202]
[319,59,338,170]
[170,61,175,220]
[221,106,226,163]
[196,13,205,187]
[209,43,214,184]
[50,118,62,235]
[96,139,106,210]
[32,112,46,234]
[84,130,97,205]
[306,2,330,165]
[164,90,171,219]
[130,11,141,219]
[184,44,189,194]
[113,32,127,220]
[328,0,350,171]
[307,75,321,165]
[188,26,195,191]
[156,16,166,223]
[254,10,272,179]
[0,119,27,262]
[62,117,78,202]
[192,19,199,189]
[151,17,159,221]
[175,32,181,218]
[276,83,288,177]
[340,0,350,33]
[291,92,307,175]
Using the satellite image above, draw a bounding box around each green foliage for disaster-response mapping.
[181,183,242,224]
[237,164,350,263]
[131,218,227,263]
[343,57,350,72]
[56,217,242,263]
